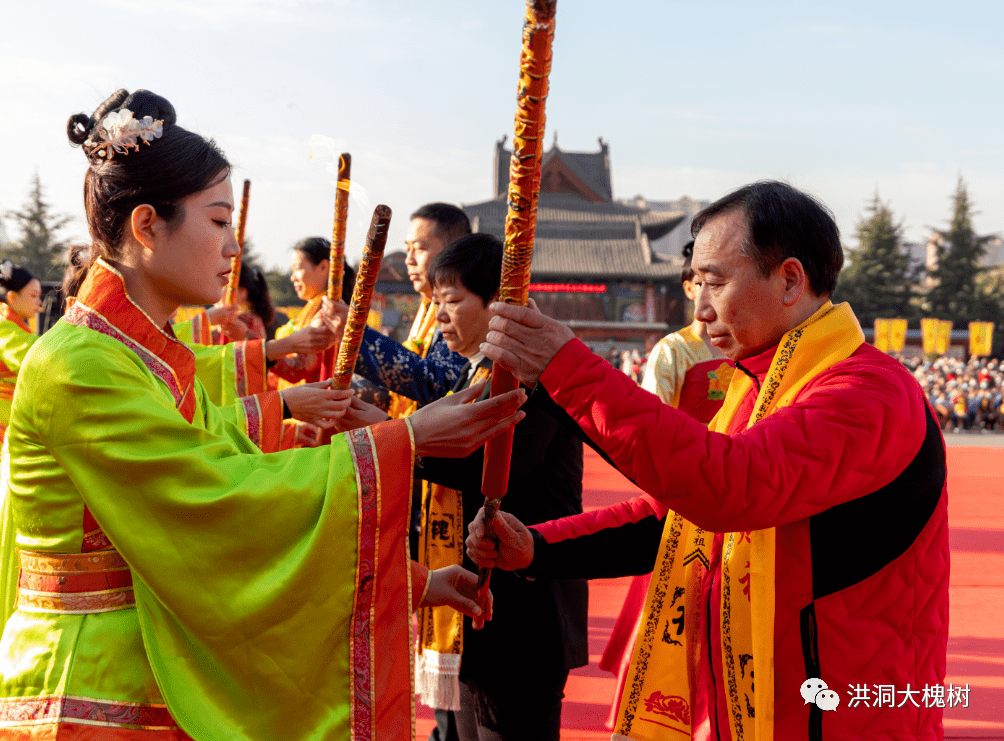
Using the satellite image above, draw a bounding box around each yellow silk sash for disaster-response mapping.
[613,302,863,741]
[388,299,438,420]
[415,364,491,710]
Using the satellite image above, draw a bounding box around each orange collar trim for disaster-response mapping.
[0,303,31,333]
[65,259,197,423]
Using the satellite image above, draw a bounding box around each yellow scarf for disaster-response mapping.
[388,298,439,420]
[415,364,491,710]
[613,302,863,741]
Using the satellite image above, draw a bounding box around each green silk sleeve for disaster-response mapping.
[0,321,38,377]
[189,342,238,406]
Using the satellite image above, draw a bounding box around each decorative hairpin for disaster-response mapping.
[87,109,163,160]
[0,261,12,281]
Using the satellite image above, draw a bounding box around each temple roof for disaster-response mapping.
[464,194,684,242]
[494,135,614,202]
[474,137,687,282]
[529,238,684,280]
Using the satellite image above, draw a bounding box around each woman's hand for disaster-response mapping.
[206,303,249,340]
[317,297,349,336]
[332,396,392,431]
[265,325,338,360]
[408,381,526,459]
[205,303,239,325]
[293,421,323,448]
[465,508,535,571]
[279,382,354,428]
[421,564,493,621]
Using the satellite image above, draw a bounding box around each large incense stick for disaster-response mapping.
[332,205,392,391]
[327,154,352,300]
[224,179,251,307]
[321,154,352,380]
[474,0,557,629]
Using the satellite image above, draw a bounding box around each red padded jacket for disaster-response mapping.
[529,339,949,740]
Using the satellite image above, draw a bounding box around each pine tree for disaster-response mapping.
[3,172,72,281]
[926,175,994,324]
[833,192,917,326]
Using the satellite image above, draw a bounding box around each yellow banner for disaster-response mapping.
[889,318,908,353]
[936,320,952,355]
[969,321,994,357]
[873,318,891,353]
[921,318,939,355]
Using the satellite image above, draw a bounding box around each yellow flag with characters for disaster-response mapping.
[873,318,891,352]
[969,322,994,357]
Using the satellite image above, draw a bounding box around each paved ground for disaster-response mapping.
[416,440,1004,739]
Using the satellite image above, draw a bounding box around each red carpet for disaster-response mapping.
[417,444,1004,739]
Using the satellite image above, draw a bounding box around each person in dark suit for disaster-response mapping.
[420,233,588,741]
[336,233,588,741]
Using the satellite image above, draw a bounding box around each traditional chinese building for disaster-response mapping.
[461,136,688,352]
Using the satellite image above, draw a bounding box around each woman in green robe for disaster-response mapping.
[0,261,42,447]
[0,89,519,741]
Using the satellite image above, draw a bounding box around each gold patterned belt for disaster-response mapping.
[17,549,135,614]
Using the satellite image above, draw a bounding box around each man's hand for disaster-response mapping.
[421,565,493,621]
[465,508,534,571]
[481,299,575,388]
[279,382,354,428]
[409,381,526,459]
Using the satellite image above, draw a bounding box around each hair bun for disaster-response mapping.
[66,113,91,146]
[67,89,177,152]
[122,90,177,127]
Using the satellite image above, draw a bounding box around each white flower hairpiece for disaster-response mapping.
[0,261,12,281]
[88,109,164,160]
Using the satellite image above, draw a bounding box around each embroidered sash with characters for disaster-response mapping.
[415,364,492,709]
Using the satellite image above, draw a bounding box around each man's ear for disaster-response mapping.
[779,257,807,307]
[130,204,161,252]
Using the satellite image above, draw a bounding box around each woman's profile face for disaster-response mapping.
[7,278,42,320]
[290,251,328,301]
[144,175,240,308]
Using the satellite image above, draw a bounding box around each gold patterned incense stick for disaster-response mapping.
[474,0,557,630]
[224,179,251,307]
[331,205,392,391]
[327,154,352,300]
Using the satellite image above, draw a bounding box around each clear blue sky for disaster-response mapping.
[2,0,1001,274]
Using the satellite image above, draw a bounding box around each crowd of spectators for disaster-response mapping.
[901,355,1004,432]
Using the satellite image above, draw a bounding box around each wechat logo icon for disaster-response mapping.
[800,678,840,711]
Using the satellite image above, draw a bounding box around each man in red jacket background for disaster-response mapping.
[467,180,949,741]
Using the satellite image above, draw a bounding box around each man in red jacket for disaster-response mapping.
[467,180,949,741]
